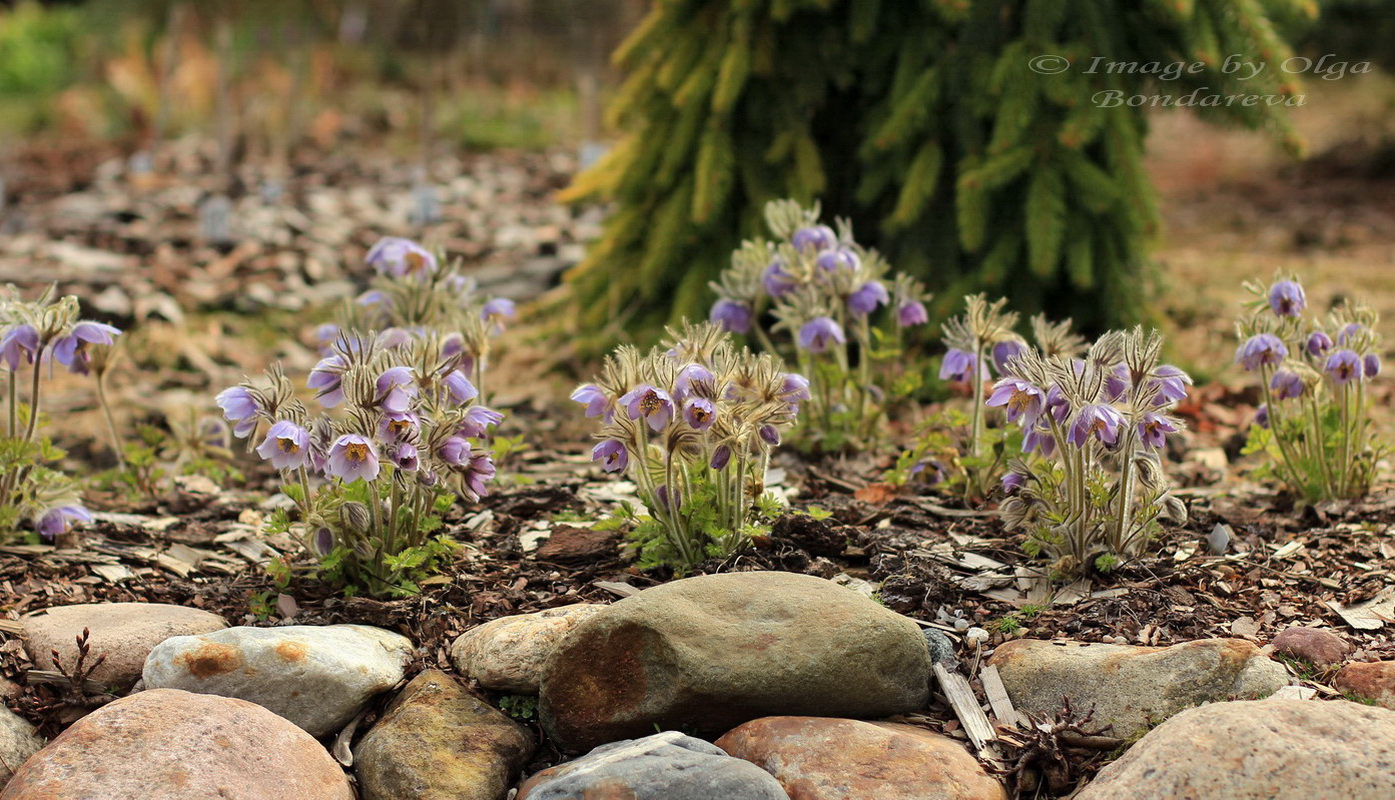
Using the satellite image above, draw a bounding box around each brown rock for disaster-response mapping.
[1334,661,1395,708]
[1077,699,1395,799]
[716,716,1006,800]
[534,526,619,563]
[0,689,353,800]
[450,604,607,693]
[1270,627,1352,666]
[353,670,534,800]
[21,603,228,691]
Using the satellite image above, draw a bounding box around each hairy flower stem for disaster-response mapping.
[94,373,127,470]
[1113,434,1137,557]
[7,372,15,439]
[1339,383,1353,497]
[1258,366,1305,493]
[21,355,42,444]
[1306,397,1335,499]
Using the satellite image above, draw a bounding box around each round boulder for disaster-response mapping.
[0,689,353,800]
[450,604,606,693]
[539,571,931,751]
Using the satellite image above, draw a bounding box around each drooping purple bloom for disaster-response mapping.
[816,248,860,273]
[1268,280,1306,317]
[990,339,1026,376]
[390,442,419,471]
[52,322,121,375]
[1325,349,1363,385]
[1236,334,1288,371]
[592,440,629,473]
[1001,472,1026,495]
[356,290,390,308]
[1104,363,1131,401]
[1270,369,1304,401]
[327,434,380,482]
[308,355,348,407]
[439,436,471,467]
[442,370,478,404]
[939,348,977,383]
[780,373,811,409]
[1365,353,1382,378]
[315,323,339,348]
[457,405,504,438]
[897,301,929,328]
[378,411,419,443]
[1339,323,1364,345]
[255,420,312,470]
[1307,332,1333,357]
[1068,403,1125,447]
[909,459,946,486]
[759,425,781,446]
[710,299,754,335]
[375,328,413,350]
[1045,385,1071,423]
[683,397,716,431]
[366,236,437,278]
[847,281,889,317]
[314,527,335,555]
[0,324,40,371]
[762,258,796,298]
[1023,427,1056,457]
[36,505,91,543]
[798,317,845,354]
[1138,413,1178,449]
[571,383,612,421]
[1255,404,1270,429]
[375,366,418,413]
[791,225,837,254]
[442,332,466,360]
[674,364,714,399]
[620,384,675,432]
[709,445,731,470]
[481,298,516,322]
[215,386,261,438]
[462,454,496,499]
[987,379,1045,425]
[1148,365,1192,406]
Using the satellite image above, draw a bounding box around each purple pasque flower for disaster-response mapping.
[366,236,437,278]
[462,453,497,499]
[791,225,837,254]
[442,370,478,404]
[1104,363,1131,401]
[780,373,811,407]
[1324,349,1363,385]
[314,526,335,555]
[1338,323,1364,345]
[378,410,419,443]
[1236,334,1287,371]
[1148,365,1192,406]
[1268,280,1306,317]
[939,348,978,383]
[709,445,731,470]
[592,440,628,473]
[327,434,380,482]
[911,459,947,486]
[1067,403,1125,447]
[52,321,121,374]
[986,379,1045,425]
[215,386,261,438]
[759,425,781,446]
[1255,403,1270,429]
[1365,353,1382,378]
[457,405,504,438]
[847,281,889,317]
[1137,412,1178,449]
[816,248,860,273]
[0,324,40,370]
[255,420,312,470]
[438,436,471,467]
[375,328,414,350]
[682,397,716,431]
[1307,331,1333,357]
[991,339,1026,376]
[897,300,929,327]
[375,366,418,413]
[308,355,349,407]
[1270,369,1304,401]
[674,364,714,399]
[620,384,675,432]
[710,299,754,335]
[1045,385,1071,423]
[315,323,339,348]
[389,442,419,471]
[35,505,91,543]
[1001,472,1026,495]
[1023,426,1056,457]
[571,383,612,421]
[763,258,796,298]
[356,290,391,308]
[481,297,516,323]
[798,316,845,354]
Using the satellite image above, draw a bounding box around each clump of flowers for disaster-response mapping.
[0,286,122,543]
[996,328,1190,576]
[217,328,503,596]
[572,323,803,569]
[708,200,930,450]
[1236,276,1384,500]
[325,236,517,402]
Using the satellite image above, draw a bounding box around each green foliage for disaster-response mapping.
[563,0,1309,341]
[604,473,782,573]
[498,694,539,722]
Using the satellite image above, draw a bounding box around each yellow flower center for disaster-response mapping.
[277,438,300,454]
[345,442,369,463]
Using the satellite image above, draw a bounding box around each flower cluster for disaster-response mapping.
[995,328,1190,575]
[325,236,517,402]
[708,200,930,450]
[0,287,122,543]
[573,323,804,569]
[217,327,502,595]
[1236,277,1384,500]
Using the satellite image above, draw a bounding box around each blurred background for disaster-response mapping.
[0,0,1392,388]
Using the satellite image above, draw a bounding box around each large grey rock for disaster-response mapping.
[1078,699,1395,799]
[516,731,788,800]
[354,670,534,800]
[0,706,43,789]
[0,689,353,800]
[450,604,606,693]
[21,602,228,691]
[539,572,931,751]
[990,638,1287,739]
[142,624,413,736]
